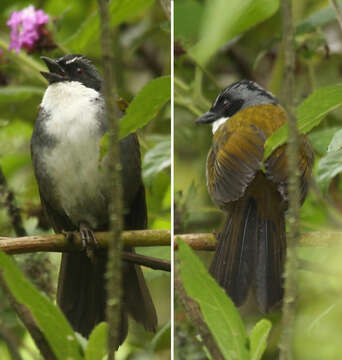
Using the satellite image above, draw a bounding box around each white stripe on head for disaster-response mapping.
[212,117,229,134]
[65,56,82,65]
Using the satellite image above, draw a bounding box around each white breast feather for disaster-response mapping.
[41,82,106,227]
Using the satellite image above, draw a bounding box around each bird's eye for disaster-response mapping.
[76,67,83,74]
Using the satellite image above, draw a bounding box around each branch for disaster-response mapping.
[0,322,23,360]
[97,0,123,354]
[280,0,299,359]
[0,272,56,360]
[0,230,171,273]
[0,230,170,253]
[121,251,170,272]
[174,232,342,249]
[174,268,225,360]
[1,230,341,255]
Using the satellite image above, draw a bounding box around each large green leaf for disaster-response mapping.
[119,76,171,139]
[177,239,249,360]
[85,322,108,360]
[0,251,82,360]
[0,86,44,103]
[249,319,272,360]
[174,1,204,48]
[64,0,155,53]
[264,85,342,159]
[190,0,279,65]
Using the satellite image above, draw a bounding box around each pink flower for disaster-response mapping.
[7,5,49,54]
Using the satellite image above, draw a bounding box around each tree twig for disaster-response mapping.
[330,0,342,34]
[0,322,23,360]
[121,251,170,271]
[0,272,56,360]
[174,267,225,360]
[279,0,299,359]
[1,230,341,255]
[98,0,123,355]
[0,230,170,253]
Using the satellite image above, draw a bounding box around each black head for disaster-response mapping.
[40,54,102,91]
[196,80,278,124]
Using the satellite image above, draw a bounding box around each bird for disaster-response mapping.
[196,80,314,312]
[30,54,157,345]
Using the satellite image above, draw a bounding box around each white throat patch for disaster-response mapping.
[212,117,229,134]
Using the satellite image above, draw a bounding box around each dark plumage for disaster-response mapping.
[31,55,157,345]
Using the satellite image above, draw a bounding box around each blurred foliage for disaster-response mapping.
[0,0,170,359]
[175,0,342,359]
[178,239,272,360]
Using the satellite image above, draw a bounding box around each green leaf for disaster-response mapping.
[317,150,342,193]
[174,1,204,47]
[0,86,44,103]
[64,0,155,53]
[296,1,342,36]
[177,239,249,360]
[264,85,342,159]
[327,129,342,152]
[308,127,340,155]
[85,322,108,360]
[119,76,171,139]
[0,251,82,360]
[190,0,279,65]
[143,136,171,183]
[150,321,171,351]
[249,319,272,360]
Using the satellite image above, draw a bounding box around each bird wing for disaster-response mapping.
[207,116,265,207]
[207,104,290,208]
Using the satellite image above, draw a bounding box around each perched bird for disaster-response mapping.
[31,54,157,344]
[196,80,314,312]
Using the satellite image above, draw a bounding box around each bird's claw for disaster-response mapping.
[79,223,98,261]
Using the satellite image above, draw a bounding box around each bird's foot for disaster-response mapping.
[79,223,99,261]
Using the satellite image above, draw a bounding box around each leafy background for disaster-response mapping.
[174,0,342,359]
[0,0,170,359]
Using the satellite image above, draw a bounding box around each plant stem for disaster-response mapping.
[279,0,300,359]
[97,0,122,357]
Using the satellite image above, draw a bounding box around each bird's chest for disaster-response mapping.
[40,89,107,226]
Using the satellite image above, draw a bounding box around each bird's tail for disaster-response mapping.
[57,249,157,346]
[209,197,286,311]
[57,251,128,345]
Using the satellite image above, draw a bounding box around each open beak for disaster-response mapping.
[40,56,67,83]
[195,111,219,124]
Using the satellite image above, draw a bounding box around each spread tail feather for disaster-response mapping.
[210,197,286,311]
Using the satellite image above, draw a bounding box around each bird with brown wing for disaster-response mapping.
[196,80,314,312]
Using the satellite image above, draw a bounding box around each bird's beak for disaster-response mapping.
[40,56,67,83]
[195,111,219,124]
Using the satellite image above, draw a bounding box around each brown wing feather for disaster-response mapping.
[207,104,288,208]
